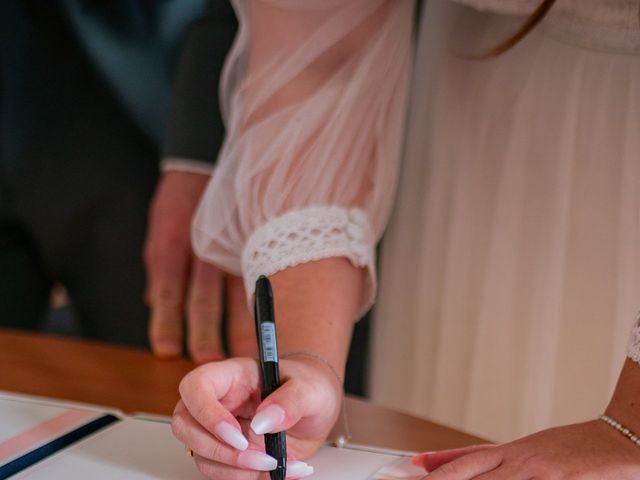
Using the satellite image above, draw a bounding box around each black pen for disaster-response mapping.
[253,275,287,480]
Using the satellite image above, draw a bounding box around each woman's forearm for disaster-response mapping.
[269,257,364,376]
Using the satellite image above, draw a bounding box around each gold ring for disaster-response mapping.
[186,447,194,458]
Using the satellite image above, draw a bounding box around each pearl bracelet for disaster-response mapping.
[599,414,640,447]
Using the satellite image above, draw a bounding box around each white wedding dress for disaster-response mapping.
[372,0,640,441]
[192,0,640,441]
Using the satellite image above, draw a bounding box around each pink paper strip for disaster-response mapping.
[0,409,99,463]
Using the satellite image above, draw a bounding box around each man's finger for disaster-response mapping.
[144,171,211,358]
[227,275,257,357]
[148,279,188,357]
[146,238,190,358]
[187,258,224,363]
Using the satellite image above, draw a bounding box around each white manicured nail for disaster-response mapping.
[286,461,310,478]
[237,450,278,471]
[213,422,249,451]
[251,404,286,435]
[303,466,314,477]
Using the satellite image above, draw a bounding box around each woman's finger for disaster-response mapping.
[193,453,268,480]
[172,400,249,460]
[193,454,314,480]
[249,369,339,436]
[426,448,504,480]
[178,360,260,444]
[412,444,496,472]
[174,400,297,473]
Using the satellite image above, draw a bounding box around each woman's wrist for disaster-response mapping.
[605,359,640,435]
[279,355,344,435]
[281,355,344,398]
[604,402,640,438]
[281,351,344,387]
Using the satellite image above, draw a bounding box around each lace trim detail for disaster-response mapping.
[628,313,640,364]
[241,206,376,313]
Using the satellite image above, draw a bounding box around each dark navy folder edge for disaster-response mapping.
[0,414,120,479]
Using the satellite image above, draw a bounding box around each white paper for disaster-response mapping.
[11,419,202,480]
[311,445,407,479]
[0,391,121,417]
[12,418,421,479]
[0,398,73,443]
[0,393,107,466]
[371,458,427,479]
[2,393,426,479]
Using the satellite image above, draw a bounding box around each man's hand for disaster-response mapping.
[144,171,256,363]
[226,274,258,357]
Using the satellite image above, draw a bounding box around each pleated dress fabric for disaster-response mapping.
[371,0,640,442]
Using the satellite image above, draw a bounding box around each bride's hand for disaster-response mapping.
[171,355,342,479]
[413,421,640,479]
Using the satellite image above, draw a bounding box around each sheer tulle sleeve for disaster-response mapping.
[192,0,414,312]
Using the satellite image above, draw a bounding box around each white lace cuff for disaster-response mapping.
[241,206,376,316]
[627,313,640,364]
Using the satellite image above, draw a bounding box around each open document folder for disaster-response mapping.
[0,392,426,479]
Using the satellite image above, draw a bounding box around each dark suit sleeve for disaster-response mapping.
[162,0,238,165]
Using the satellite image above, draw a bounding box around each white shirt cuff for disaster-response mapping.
[161,157,215,176]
